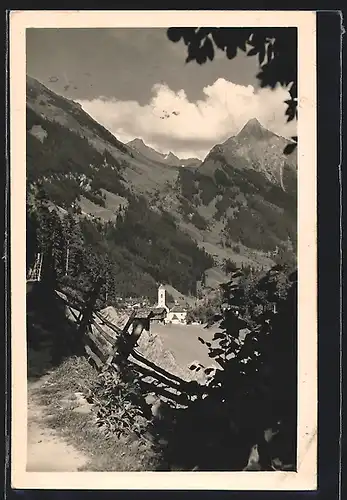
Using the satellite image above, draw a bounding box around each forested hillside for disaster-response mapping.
[26,88,213,302]
[176,160,296,258]
[173,118,297,267]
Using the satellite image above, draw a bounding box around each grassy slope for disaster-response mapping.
[27,76,178,196]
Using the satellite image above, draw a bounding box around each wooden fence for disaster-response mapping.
[55,283,202,406]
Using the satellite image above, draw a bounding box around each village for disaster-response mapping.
[120,284,190,325]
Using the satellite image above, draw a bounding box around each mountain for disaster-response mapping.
[26,76,297,304]
[199,118,297,190]
[26,75,181,197]
[26,76,214,301]
[171,118,297,267]
[127,138,201,168]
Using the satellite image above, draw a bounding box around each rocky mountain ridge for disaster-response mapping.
[127,138,201,168]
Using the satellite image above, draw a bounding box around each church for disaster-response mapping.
[156,284,188,325]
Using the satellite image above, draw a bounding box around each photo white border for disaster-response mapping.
[10,10,317,491]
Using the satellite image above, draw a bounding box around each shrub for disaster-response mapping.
[90,367,152,440]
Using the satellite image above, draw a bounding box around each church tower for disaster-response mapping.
[157,284,167,309]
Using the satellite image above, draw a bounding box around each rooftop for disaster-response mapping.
[169,305,187,313]
[134,307,167,318]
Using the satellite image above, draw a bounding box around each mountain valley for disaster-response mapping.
[26,75,297,303]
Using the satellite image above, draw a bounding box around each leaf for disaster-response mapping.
[214,357,225,368]
[182,28,198,45]
[198,336,206,345]
[267,43,273,63]
[283,143,297,155]
[204,367,215,375]
[258,45,266,65]
[237,38,247,52]
[247,47,258,57]
[289,82,297,99]
[167,28,183,43]
[209,348,224,358]
[196,27,213,40]
[212,314,223,322]
[211,30,226,50]
[218,336,229,346]
[196,52,207,65]
[226,45,237,60]
[203,37,214,61]
[213,331,226,340]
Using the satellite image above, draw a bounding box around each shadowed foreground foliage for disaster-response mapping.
[149,265,297,471]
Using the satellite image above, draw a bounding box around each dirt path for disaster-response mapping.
[27,377,89,472]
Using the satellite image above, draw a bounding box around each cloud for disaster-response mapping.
[78,78,297,160]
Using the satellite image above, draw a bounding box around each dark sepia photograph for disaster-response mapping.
[10,10,317,491]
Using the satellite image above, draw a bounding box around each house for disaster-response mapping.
[155,284,188,325]
[132,306,167,331]
[166,305,188,324]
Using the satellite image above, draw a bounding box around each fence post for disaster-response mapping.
[105,311,155,368]
[78,277,104,339]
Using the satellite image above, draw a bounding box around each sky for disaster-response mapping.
[26,28,296,160]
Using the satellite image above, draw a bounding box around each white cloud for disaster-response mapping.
[78,78,297,160]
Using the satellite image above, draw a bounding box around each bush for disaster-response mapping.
[90,367,152,439]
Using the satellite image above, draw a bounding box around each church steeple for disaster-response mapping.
[157,284,166,309]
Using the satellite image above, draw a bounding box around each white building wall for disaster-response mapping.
[166,311,187,324]
[157,286,166,308]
